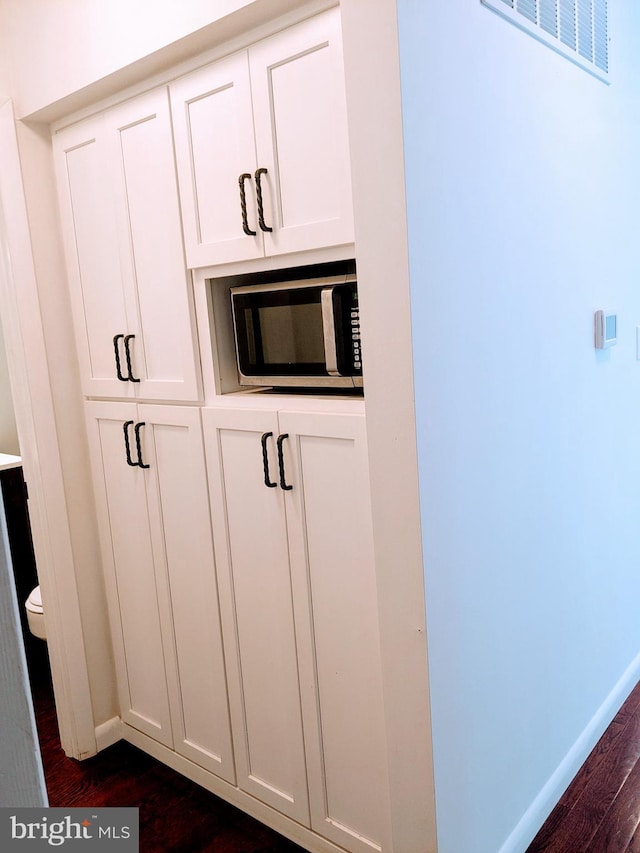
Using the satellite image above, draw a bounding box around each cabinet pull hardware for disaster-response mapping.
[113,334,128,382]
[134,422,150,469]
[276,433,293,491]
[123,420,138,466]
[255,168,272,233]
[261,432,278,488]
[123,334,140,383]
[238,173,257,236]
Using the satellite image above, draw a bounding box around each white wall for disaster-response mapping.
[0,325,19,454]
[1,0,248,115]
[0,0,297,119]
[0,28,19,455]
[398,2,640,852]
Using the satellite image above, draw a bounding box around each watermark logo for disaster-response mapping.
[0,808,138,850]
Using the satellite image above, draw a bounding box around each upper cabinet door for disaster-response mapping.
[249,7,354,257]
[169,7,354,269]
[54,116,133,400]
[170,52,262,268]
[54,89,201,402]
[105,90,201,402]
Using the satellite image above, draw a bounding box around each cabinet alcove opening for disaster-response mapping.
[206,258,362,398]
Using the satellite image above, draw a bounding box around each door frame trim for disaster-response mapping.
[0,97,96,760]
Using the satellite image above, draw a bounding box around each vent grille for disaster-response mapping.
[518,0,537,24]
[482,0,609,79]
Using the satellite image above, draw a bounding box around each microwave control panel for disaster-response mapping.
[351,300,362,375]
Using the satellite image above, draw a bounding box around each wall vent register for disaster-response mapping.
[481,0,609,81]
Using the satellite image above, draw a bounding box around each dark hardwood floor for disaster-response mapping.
[29,653,306,853]
[527,680,640,853]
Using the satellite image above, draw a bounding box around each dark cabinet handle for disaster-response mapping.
[123,334,140,383]
[261,432,278,488]
[238,173,257,236]
[123,420,150,468]
[134,422,150,469]
[113,334,128,382]
[255,168,272,233]
[123,420,137,466]
[276,433,293,491]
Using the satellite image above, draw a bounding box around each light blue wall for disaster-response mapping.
[397,2,640,852]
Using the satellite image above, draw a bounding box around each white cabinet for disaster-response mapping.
[170,51,259,268]
[170,7,354,268]
[203,405,309,824]
[203,405,390,853]
[54,88,201,402]
[86,401,234,782]
[54,8,387,849]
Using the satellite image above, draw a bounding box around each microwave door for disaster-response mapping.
[321,287,340,377]
[233,286,329,381]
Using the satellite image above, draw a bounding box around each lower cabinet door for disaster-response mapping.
[86,401,173,748]
[202,407,310,825]
[203,405,391,851]
[280,410,391,853]
[139,404,235,781]
[87,402,234,782]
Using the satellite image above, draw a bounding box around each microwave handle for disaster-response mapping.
[321,287,340,376]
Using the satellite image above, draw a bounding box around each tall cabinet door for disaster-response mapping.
[280,410,391,853]
[202,407,310,825]
[85,401,173,747]
[105,90,201,402]
[137,405,235,781]
[170,52,262,268]
[54,118,132,399]
[249,7,354,257]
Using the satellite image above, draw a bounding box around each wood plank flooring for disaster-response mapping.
[527,681,640,853]
[30,659,306,853]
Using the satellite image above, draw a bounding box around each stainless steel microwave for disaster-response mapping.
[230,274,362,389]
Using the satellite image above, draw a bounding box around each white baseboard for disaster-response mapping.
[498,650,640,853]
[94,716,123,753]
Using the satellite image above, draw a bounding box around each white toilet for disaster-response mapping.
[25,585,46,640]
